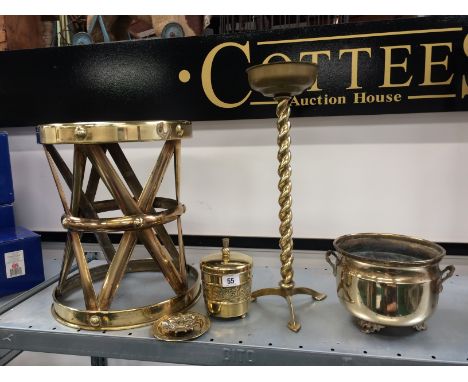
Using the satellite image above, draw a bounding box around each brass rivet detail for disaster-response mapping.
[74,126,87,140]
[134,217,144,228]
[89,315,101,327]
[176,124,184,137]
[157,123,169,138]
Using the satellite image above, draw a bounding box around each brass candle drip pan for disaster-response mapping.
[246,62,326,332]
[38,121,201,330]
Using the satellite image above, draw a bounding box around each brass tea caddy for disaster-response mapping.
[200,238,253,318]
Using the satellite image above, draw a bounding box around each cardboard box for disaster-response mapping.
[0,204,15,229]
[0,227,44,297]
[0,132,14,205]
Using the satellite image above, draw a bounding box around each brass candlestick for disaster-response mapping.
[246,62,326,332]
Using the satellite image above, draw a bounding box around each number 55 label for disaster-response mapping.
[222,274,240,287]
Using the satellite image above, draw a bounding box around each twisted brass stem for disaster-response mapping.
[275,96,294,289]
[251,94,327,333]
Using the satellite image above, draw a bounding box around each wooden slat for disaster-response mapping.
[1,16,43,51]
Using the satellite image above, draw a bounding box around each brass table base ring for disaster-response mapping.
[52,259,201,331]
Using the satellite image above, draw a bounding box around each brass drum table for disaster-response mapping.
[37,121,201,330]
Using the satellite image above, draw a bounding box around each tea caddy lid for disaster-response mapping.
[200,238,252,274]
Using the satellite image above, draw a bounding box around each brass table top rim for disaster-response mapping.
[38,120,192,128]
[37,120,193,144]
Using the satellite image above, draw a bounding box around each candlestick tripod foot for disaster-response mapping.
[251,286,326,332]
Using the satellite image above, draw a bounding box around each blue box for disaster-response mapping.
[0,204,15,229]
[0,227,44,297]
[0,132,14,205]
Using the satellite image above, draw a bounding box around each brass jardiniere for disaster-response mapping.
[326,233,455,333]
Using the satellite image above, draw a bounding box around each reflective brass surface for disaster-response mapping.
[246,62,318,97]
[200,238,253,318]
[61,203,184,232]
[38,120,192,144]
[326,233,455,332]
[52,260,201,331]
[152,311,210,341]
[42,121,194,330]
[247,62,326,332]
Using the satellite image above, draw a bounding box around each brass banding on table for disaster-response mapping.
[62,203,185,232]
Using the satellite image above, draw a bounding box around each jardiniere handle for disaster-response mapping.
[325,250,339,276]
[438,265,455,293]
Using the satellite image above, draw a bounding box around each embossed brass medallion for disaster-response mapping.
[153,311,210,341]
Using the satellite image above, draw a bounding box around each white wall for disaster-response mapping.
[4,111,468,243]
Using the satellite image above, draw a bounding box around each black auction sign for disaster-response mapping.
[0,16,466,127]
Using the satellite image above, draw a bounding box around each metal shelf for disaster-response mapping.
[1,244,468,365]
